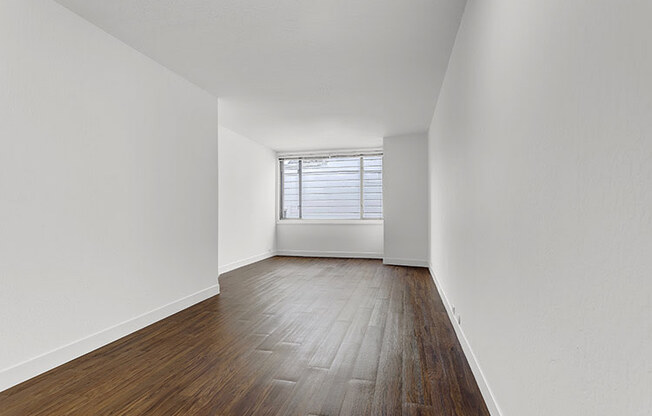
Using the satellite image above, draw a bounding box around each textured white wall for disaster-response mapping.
[218,126,276,273]
[428,1,652,415]
[384,133,429,267]
[0,0,218,391]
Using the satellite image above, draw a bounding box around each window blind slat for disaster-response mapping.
[280,154,382,220]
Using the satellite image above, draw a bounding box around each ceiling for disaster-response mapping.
[54,0,467,151]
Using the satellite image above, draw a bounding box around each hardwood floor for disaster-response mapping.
[0,257,490,415]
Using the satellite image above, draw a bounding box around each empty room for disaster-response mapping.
[1,0,651,415]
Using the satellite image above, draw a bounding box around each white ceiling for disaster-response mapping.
[54,0,466,151]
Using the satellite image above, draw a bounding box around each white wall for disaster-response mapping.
[428,1,652,415]
[218,126,276,274]
[0,0,218,392]
[383,133,429,267]
[276,221,383,258]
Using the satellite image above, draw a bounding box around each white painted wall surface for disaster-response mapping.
[218,126,276,274]
[53,0,467,152]
[0,0,218,391]
[276,221,383,259]
[383,134,429,267]
[428,1,652,415]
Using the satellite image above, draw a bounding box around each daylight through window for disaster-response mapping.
[280,154,383,220]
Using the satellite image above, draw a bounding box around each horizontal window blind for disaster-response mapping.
[280,154,383,220]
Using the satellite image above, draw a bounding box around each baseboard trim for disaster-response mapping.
[383,257,429,267]
[218,251,276,275]
[428,265,502,416]
[0,283,220,393]
[276,250,383,259]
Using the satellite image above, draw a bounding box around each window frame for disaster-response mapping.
[278,153,383,221]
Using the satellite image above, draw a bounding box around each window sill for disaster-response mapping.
[276,219,384,226]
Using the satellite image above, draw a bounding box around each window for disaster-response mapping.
[280,154,383,220]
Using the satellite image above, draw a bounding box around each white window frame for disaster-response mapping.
[278,152,383,222]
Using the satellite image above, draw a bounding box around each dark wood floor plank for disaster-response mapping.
[340,379,375,416]
[403,279,430,406]
[371,310,404,416]
[0,257,490,416]
[308,320,351,369]
[351,325,383,382]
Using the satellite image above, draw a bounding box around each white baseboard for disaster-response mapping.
[383,257,429,267]
[0,284,220,393]
[218,251,276,275]
[276,249,383,259]
[428,266,502,416]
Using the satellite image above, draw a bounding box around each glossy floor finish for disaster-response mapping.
[0,257,489,415]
